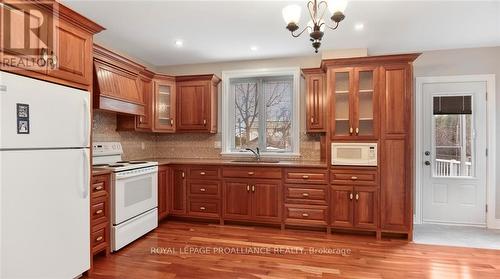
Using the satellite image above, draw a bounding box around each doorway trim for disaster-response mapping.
[415,75,498,229]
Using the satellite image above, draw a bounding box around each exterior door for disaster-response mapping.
[422,81,487,226]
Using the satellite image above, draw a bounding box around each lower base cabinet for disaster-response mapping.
[90,173,111,272]
[158,166,170,220]
[223,180,282,223]
[331,185,378,230]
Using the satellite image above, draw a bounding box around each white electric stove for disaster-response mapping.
[92,142,158,251]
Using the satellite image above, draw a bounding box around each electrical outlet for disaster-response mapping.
[214,141,221,148]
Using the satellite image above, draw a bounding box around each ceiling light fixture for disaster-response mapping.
[250,46,258,51]
[354,23,364,31]
[282,0,348,53]
[175,40,183,47]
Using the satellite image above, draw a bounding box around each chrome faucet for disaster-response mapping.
[245,147,261,161]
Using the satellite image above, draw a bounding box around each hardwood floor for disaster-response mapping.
[86,220,500,279]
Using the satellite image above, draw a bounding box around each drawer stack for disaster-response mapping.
[187,166,221,219]
[90,174,110,260]
[283,168,329,227]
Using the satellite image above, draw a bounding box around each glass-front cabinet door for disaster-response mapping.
[353,66,378,138]
[331,66,378,139]
[154,79,176,132]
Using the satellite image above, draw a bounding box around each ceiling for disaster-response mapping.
[62,0,500,67]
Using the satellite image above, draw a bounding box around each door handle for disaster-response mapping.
[82,150,89,199]
[355,193,359,201]
[310,117,314,124]
[349,127,353,134]
[355,127,359,135]
[247,185,250,192]
[251,185,255,192]
[349,193,353,200]
[83,97,89,147]
[425,161,431,166]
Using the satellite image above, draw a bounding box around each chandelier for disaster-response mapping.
[282,0,348,53]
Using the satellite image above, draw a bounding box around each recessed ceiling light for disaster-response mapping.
[175,40,183,47]
[250,46,258,51]
[354,23,364,31]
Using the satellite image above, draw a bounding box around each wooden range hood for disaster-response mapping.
[93,44,145,115]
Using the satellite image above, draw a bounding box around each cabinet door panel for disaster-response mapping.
[171,167,186,215]
[306,73,326,132]
[353,67,378,138]
[331,68,354,139]
[158,167,169,220]
[330,186,354,228]
[177,84,208,130]
[223,181,251,220]
[381,139,409,231]
[154,79,176,132]
[48,19,92,85]
[252,181,281,222]
[137,77,153,130]
[381,66,409,135]
[354,187,378,229]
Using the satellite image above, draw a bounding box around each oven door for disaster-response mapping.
[112,168,158,225]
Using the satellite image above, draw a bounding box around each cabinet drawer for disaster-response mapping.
[188,181,220,197]
[285,185,327,205]
[284,169,328,184]
[285,205,328,225]
[222,167,282,179]
[189,167,220,179]
[91,196,108,226]
[91,225,108,253]
[188,199,220,218]
[91,174,109,198]
[330,169,378,186]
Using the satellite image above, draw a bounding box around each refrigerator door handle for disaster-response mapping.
[83,97,90,147]
[82,150,89,199]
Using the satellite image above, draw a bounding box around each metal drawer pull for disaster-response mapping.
[247,171,255,176]
[95,186,103,191]
[302,193,310,197]
[310,117,314,123]
[200,206,206,211]
[355,127,359,135]
[349,127,353,134]
[302,175,309,179]
[200,171,206,175]
[95,209,103,215]
[96,236,103,242]
[349,193,353,200]
[199,188,206,192]
[247,185,250,192]
[351,176,358,180]
[203,119,207,125]
[355,193,359,201]
[170,119,174,126]
[302,213,309,217]
[251,185,255,192]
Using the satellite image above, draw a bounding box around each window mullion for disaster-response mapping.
[258,78,266,152]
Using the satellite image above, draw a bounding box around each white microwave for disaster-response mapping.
[331,143,378,166]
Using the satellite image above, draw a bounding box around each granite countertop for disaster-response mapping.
[138,158,328,168]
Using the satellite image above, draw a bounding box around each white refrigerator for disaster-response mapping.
[0,71,91,278]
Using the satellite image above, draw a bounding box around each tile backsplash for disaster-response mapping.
[92,110,322,161]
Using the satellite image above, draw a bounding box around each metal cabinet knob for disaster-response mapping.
[302,213,309,217]
[95,236,103,242]
[199,188,206,192]
[200,206,206,211]
[425,161,431,166]
[247,171,255,176]
[302,193,310,197]
[351,176,358,180]
[302,175,309,179]
[349,193,353,200]
[95,209,103,215]
[200,171,206,175]
[95,186,103,191]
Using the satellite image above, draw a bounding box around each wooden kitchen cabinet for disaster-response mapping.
[153,76,176,132]
[158,166,170,220]
[0,0,103,89]
[329,66,379,139]
[303,68,327,132]
[176,75,220,133]
[330,185,378,230]
[223,179,282,223]
[170,166,187,215]
[90,173,110,271]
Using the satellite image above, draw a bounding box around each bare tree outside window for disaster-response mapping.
[231,76,293,152]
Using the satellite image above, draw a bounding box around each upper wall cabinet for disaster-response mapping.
[328,65,379,140]
[0,0,104,89]
[93,44,145,115]
[176,75,220,133]
[302,68,326,133]
[153,75,176,132]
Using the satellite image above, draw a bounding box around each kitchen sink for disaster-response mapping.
[230,159,280,164]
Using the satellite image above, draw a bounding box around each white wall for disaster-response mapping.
[413,47,500,219]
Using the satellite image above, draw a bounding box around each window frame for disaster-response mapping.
[221,67,301,158]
